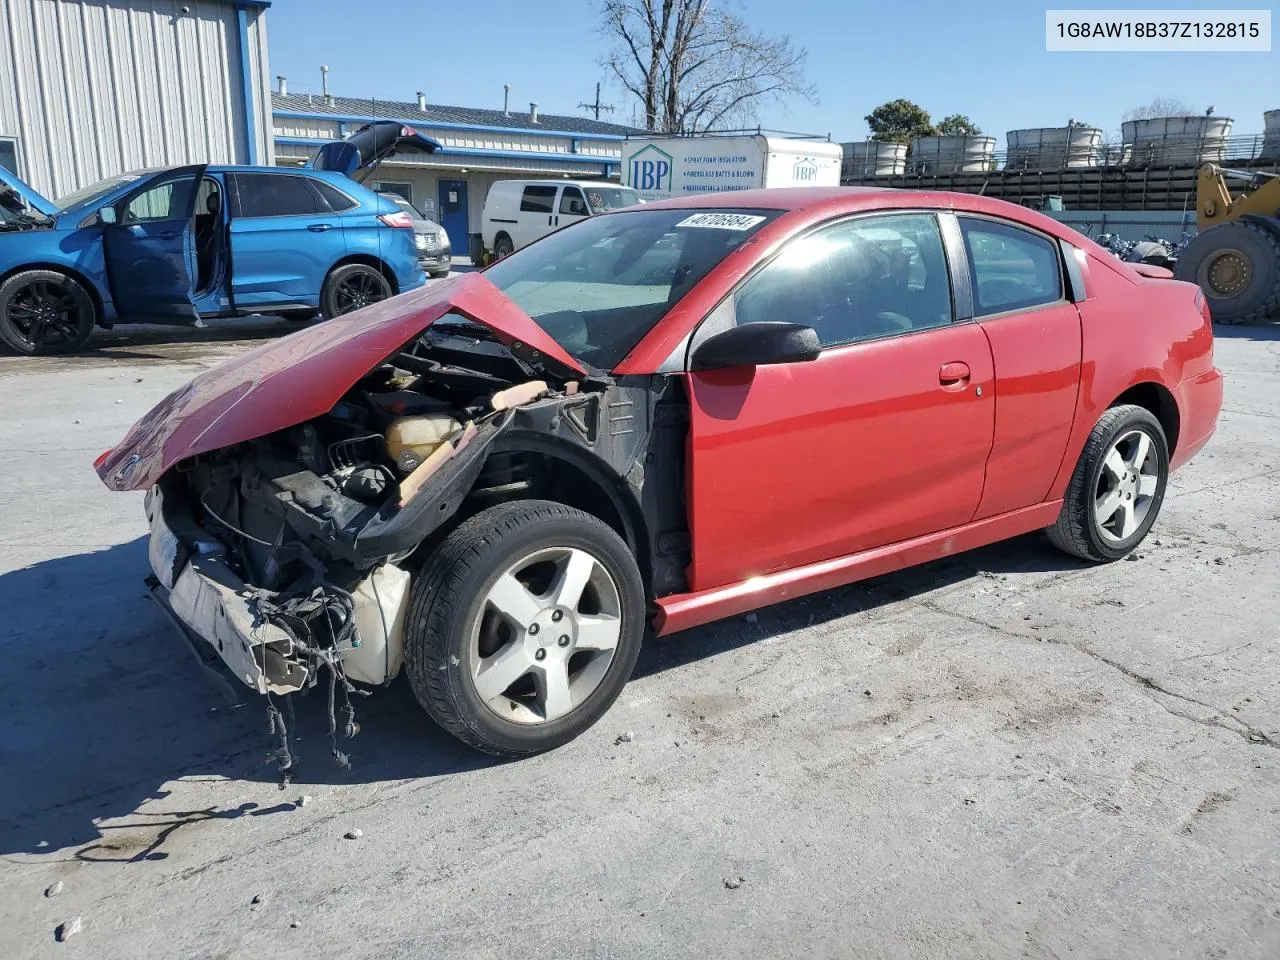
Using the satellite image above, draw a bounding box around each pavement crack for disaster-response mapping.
[1057,643,1277,751]
[913,598,1278,751]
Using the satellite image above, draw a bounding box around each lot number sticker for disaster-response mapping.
[676,213,766,230]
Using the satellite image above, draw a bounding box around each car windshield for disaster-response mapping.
[480,207,777,369]
[582,186,641,213]
[54,169,159,213]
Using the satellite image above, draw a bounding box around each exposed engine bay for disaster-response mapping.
[143,320,690,780]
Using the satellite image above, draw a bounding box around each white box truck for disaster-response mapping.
[622,135,842,199]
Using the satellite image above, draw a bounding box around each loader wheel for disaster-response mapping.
[1174,221,1280,325]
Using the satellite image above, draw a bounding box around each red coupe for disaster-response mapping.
[97,187,1223,759]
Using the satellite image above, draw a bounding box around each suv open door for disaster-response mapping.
[102,165,206,320]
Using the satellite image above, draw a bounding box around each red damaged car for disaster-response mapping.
[96,187,1223,760]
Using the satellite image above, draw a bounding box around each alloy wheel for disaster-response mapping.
[333,271,390,315]
[5,279,85,347]
[469,546,623,724]
[1093,428,1161,544]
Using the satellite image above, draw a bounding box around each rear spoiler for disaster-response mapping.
[1131,263,1174,280]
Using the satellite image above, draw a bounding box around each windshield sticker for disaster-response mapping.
[675,213,766,231]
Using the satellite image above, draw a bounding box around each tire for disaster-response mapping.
[492,234,514,260]
[0,269,96,355]
[1174,221,1280,325]
[404,500,645,757]
[319,263,393,319]
[1046,404,1169,563]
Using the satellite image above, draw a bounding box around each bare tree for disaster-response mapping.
[599,0,816,133]
[1123,97,1197,121]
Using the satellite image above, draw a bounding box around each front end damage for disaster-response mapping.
[103,278,690,777]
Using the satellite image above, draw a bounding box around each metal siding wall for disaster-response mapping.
[0,0,263,199]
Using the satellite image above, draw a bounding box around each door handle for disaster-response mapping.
[156,231,178,239]
[308,223,333,232]
[939,361,971,390]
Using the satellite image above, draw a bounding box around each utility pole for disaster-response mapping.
[578,82,615,122]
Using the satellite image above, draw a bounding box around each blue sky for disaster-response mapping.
[268,0,1277,142]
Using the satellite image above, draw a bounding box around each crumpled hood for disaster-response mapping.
[95,273,586,492]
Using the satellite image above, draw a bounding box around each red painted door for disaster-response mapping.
[956,217,1084,519]
[682,212,997,594]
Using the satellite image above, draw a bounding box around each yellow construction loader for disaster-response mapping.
[1174,164,1280,324]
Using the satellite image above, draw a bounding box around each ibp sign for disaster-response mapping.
[792,158,818,183]
[628,144,673,193]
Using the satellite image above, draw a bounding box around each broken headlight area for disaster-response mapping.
[146,333,572,782]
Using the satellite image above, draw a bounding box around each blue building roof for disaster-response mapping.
[272,93,646,139]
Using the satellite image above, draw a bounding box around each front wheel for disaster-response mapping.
[404,500,646,757]
[0,269,96,355]
[320,263,393,319]
[1046,404,1169,562]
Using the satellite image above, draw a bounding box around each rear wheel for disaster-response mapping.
[404,500,645,757]
[1046,404,1169,562]
[492,234,514,260]
[320,263,393,319]
[0,269,96,355]
[1174,221,1280,325]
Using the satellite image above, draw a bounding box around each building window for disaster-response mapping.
[0,138,19,176]
[375,181,414,204]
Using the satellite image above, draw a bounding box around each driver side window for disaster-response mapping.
[120,173,197,223]
[733,213,953,348]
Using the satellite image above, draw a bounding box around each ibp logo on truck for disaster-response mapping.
[629,145,673,193]
[792,158,818,183]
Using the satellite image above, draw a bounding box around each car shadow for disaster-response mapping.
[0,529,1081,857]
[634,532,1087,679]
[0,537,498,857]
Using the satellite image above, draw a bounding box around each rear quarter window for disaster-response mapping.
[960,217,1064,316]
[310,178,358,212]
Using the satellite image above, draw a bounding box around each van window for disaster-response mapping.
[583,186,641,213]
[519,186,557,214]
[560,188,589,216]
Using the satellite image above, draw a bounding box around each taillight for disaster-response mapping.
[378,211,415,229]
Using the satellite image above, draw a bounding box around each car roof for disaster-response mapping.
[634,186,1106,246]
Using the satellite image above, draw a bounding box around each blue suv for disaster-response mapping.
[0,122,433,355]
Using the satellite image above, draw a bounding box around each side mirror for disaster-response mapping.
[98,206,117,225]
[692,321,821,370]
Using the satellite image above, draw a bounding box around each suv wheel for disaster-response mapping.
[0,270,96,355]
[320,264,393,318]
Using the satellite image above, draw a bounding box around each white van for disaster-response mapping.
[481,180,642,259]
